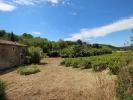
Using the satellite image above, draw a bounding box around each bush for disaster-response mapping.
[48,51,59,57]
[116,65,133,100]
[0,80,6,100]
[92,61,108,71]
[81,60,92,69]
[27,46,43,64]
[17,65,40,75]
[60,46,75,58]
[61,52,133,74]
[60,45,112,58]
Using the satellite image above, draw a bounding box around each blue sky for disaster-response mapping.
[0,0,133,46]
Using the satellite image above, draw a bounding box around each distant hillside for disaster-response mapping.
[99,44,132,51]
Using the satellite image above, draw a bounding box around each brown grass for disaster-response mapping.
[93,73,117,100]
[0,58,117,100]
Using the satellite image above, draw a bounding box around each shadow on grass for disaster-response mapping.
[0,62,47,75]
[0,67,18,75]
[0,94,7,100]
[38,62,48,65]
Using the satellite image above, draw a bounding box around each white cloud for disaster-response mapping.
[0,0,69,12]
[12,0,35,5]
[65,16,133,41]
[12,0,62,5]
[0,0,15,12]
[32,32,42,35]
[47,0,59,4]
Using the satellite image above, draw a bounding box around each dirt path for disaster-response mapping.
[0,58,116,100]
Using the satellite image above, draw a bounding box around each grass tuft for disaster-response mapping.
[0,80,6,100]
[17,65,40,75]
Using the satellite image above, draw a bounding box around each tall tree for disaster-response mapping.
[10,32,15,42]
[76,39,83,45]
[21,33,33,39]
[0,30,6,37]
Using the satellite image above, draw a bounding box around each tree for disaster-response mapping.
[58,40,67,49]
[92,44,101,48]
[0,30,6,37]
[76,39,83,45]
[21,33,33,39]
[10,32,15,42]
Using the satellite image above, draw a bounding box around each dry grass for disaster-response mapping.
[0,58,117,100]
[93,73,117,100]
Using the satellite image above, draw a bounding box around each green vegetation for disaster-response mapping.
[0,80,6,100]
[116,65,133,100]
[60,45,112,58]
[61,52,133,74]
[26,46,44,64]
[0,30,119,59]
[1,29,133,99]
[17,65,40,75]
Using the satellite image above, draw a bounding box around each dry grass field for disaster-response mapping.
[0,58,117,100]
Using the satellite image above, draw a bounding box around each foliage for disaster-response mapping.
[47,51,60,57]
[61,52,133,74]
[0,30,19,41]
[17,65,40,75]
[60,45,112,58]
[27,46,43,64]
[0,80,6,100]
[0,30,6,37]
[0,29,126,59]
[116,65,133,100]
[21,33,33,39]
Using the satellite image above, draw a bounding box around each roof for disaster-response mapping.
[0,39,27,47]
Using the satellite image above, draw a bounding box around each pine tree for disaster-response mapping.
[11,32,15,42]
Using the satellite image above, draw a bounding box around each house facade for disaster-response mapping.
[0,40,27,70]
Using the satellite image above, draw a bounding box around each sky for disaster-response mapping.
[0,0,133,47]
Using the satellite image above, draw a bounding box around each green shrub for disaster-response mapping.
[81,60,92,69]
[60,45,112,58]
[116,65,133,100]
[0,80,6,100]
[48,51,59,57]
[92,61,107,71]
[61,52,133,74]
[71,60,79,68]
[60,46,75,58]
[17,65,40,75]
[65,60,72,67]
[60,60,65,65]
[28,46,43,64]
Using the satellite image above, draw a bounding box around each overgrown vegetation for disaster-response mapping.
[0,80,6,100]
[116,65,133,100]
[26,46,44,64]
[115,30,133,100]
[60,45,112,58]
[17,65,40,75]
[61,52,133,74]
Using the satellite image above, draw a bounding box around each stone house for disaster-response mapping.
[0,40,27,70]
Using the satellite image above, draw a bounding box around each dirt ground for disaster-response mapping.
[0,58,116,100]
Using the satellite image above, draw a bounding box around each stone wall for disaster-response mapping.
[0,44,26,70]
